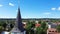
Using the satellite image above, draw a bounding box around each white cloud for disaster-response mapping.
[43,12,51,15]
[9,3,14,6]
[51,7,60,11]
[0,4,3,7]
[51,8,56,10]
[58,7,60,10]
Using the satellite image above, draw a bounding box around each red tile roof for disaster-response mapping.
[35,23,41,27]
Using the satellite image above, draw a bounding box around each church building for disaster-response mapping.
[1,6,26,34]
[9,7,26,34]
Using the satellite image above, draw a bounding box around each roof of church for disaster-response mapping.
[10,26,21,32]
[10,7,25,32]
[17,7,25,32]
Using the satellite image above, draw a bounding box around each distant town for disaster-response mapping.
[0,0,60,34]
[0,18,60,34]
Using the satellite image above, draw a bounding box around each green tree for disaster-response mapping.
[25,21,32,34]
[0,26,4,34]
[56,25,60,32]
[2,22,7,31]
[41,22,46,29]
[39,22,47,34]
[35,21,46,34]
[36,27,43,34]
[26,21,35,34]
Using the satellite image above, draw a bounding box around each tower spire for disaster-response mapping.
[16,0,24,32]
[10,0,25,33]
[18,0,20,8]
[16,7,24,32]
[15,1,24,32]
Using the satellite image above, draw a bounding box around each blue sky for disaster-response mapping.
[0,0,60,18]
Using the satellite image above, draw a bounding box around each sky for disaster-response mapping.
[0,0,60,18]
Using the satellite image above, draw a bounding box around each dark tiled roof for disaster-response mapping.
[16,8,25,32]
[11,8,25,32]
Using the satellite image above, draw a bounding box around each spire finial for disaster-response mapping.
[18,0,20,8]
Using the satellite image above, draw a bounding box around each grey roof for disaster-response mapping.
[48,22,52,25]
[51,24,57,28]
[10,26,21,32]
[48,22,57,28]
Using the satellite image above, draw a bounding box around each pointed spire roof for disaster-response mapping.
[16,7,24,32]
[10,0,25,32]
[16,7,21,22]
[10,7,25,32]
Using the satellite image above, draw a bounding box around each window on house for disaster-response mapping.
[49,31,51,32]
[52,31,54,32]
[55,31,57,32]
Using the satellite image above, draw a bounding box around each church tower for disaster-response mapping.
[16,7,24,32]
[10,7,26,34]
[10,0,26,34]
